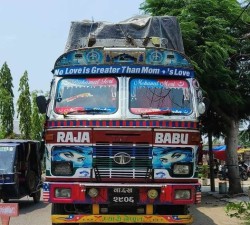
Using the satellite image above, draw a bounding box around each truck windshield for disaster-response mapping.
[54,77,118,115]
[129,78,192,115]
[0,146,15,173]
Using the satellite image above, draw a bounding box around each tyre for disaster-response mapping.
[26,170,37,192]
[32,189,41,203]
[240,172,248,181]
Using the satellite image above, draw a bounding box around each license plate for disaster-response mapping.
[109,187,138,204]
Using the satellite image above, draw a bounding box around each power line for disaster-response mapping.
[231,2,250,28]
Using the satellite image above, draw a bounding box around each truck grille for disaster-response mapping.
[93,145,152,179]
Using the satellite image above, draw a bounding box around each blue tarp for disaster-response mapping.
[212,145,226,151]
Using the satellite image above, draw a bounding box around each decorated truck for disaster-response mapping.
[37,16,206,224]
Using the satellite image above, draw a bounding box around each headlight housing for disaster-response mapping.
[173,164,190,175]
[88,188,99,198]
[147,189,158,199]
[52,161,73,176]
[174,189,191,200]
[55,188,71,198]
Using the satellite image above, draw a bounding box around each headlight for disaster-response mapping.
[147,189,158,199]
[88,188,99,198]
[173,164,190,175]
[55,188,71,198]
[174,190,191,200]
[52,161,73,176]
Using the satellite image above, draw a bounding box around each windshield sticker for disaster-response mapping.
[129,78,192,115]
[54,65,194,77]
[55,77,118,114]
[59,77,117,88]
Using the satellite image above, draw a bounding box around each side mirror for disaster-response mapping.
[36,95,47,114]
[198,102,206,114]
[198,97,210,115]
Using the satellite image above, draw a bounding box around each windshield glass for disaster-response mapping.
[55,77,118,115]
[129,78,192,115]
[0,146,15,173]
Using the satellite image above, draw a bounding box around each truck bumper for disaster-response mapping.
[52,214,193,224]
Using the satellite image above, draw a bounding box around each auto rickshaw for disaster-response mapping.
[0,139,44,203]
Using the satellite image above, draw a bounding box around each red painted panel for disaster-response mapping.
[93,130,152,144]
[0,203,19,217]
[45,129,92,144]
[50,183,86,203]
[153,131,200,145]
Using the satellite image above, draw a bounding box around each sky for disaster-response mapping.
[0,0,144,104]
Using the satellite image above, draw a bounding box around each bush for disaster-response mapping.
[225,201,250,224]
[200,164,209,178]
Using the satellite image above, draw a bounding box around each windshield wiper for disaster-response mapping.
[62,108,109,117]
[140,110,179,118]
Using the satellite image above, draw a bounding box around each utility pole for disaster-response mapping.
[208,131,215,192]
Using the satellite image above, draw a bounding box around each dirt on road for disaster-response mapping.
[189,192,246,225]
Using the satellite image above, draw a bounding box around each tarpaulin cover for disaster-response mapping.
[213,150,226,161]
[212,145,226,160]
[65,15,184,53]
[212,145,226,151]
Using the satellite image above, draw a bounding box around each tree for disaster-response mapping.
[17,71,32,139]
[0,62,15,138]
[31,91,45,140]
[141,0,250,194]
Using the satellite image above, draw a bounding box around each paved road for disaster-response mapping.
[6,179,250,225]
[190,193,242,225]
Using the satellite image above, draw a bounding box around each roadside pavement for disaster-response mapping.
[188,179,250,225]
[201,178,250,203]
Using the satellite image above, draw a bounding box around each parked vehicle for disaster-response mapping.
[239,161,250,177]
[218,164,248,181]
[0,139,44,203]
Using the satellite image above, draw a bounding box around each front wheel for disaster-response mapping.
[32,189,41,203]
[240,172,248,181]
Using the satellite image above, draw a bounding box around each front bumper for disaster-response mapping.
[52,214,193,224]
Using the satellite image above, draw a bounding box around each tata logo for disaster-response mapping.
[113,152,131,165]
[155,132,188,144]
[57,132,90,143]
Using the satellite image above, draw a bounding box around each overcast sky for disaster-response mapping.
[0,0,143,103]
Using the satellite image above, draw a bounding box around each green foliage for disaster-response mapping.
[140,0,250,194]
[17,71,32,139]
[200,164,209,178]
[0,61,46,140]
[0,62,15,138]
[226,201,250,224]
[31,91,45,140]
[141,0,250,123]
[239,129,250,148]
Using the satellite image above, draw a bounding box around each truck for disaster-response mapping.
[37,16,206,225]
[0,139,43,203]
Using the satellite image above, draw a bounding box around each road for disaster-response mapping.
[189,193,242,225]
[6,179,250,225]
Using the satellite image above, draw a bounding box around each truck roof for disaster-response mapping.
[65,15,184,53]
[0,139,40,145]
